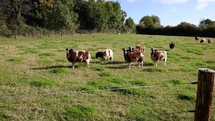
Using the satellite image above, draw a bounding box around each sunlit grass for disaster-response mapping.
[61,104,98,120]
[0,34,214,120]
[7,57,25,62]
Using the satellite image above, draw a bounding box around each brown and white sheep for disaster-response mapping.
[123,48,143,69]
[195,36,199,41]
[208,39,213,43]
[151,48,167,67]
[135,44,146,53]
[66,48,91,69]
[95,49,113,64]
[200,38,206,43]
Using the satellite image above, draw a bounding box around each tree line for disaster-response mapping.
[137,15,215,37]
[0,0,214,38]
[0,0,135,37]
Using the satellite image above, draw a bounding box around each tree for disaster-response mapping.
[176,22,198,35]
[0,11,10,37]
[106,1,126,31]
[151,15,161,27]
[139,16,154,28]
[94,0,107,31]
[32,0,78,32]
[74,0,126,32]
[74,0,92,30]
[49,0,78,31]
[0,0,34,38]
[0,0,128,36]
[199,19,215,29]
[125,17,135,31]
[139,15,161,28]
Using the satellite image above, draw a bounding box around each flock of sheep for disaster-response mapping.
[66,36,213,69]
[195,36,213,43]
[66,43,173,69]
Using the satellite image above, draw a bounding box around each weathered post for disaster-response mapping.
[194,68,215,121]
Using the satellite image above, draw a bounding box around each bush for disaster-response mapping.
[0,23,12,37]
[136,23,215,37]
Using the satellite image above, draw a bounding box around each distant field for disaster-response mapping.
[0,34,215,120]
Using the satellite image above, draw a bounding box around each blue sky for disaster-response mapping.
[107,0,215,26]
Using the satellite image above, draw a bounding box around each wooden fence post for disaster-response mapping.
[194,68,215,121]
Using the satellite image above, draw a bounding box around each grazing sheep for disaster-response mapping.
[151,48,167,67]
[200,38,206,43]
[169,42,175,50]
[122,48,143,69]
[135,44,146,53]
[128,47,134,52]
[95,49,113,64]
[208,39,213,43]
[195,36,199,41]
[66,48,91,69]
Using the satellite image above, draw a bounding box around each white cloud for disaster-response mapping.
[196,0,215,10]
[153,0,189,4]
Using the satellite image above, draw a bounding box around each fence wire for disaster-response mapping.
[0,82,197,99]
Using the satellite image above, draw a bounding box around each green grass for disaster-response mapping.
[0,34,214,120]
[177,93,195,101]
[19,48,39,54]
[7,57,25,62]
[38,52,56,57]
[61,104,98,120]
[19,77,58,87]
[50,68,70,74]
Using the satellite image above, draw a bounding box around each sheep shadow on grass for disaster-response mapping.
[31,65,73,70]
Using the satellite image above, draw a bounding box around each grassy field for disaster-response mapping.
[0,34,215,121]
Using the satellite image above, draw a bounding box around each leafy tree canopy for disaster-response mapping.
[139,15,161,28]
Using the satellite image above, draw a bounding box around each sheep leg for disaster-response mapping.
[154,61,157,67]
[128,63,131,69]
[110,56,113,63]
[72,63,75,69]
[140,62,143,68]
[138,62,143,68]
[164,61,166,66]
[86,61,90,68]
[102,58,105,64]
[104,59,106,64]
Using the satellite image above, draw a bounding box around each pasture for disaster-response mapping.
[0,34,215,120]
